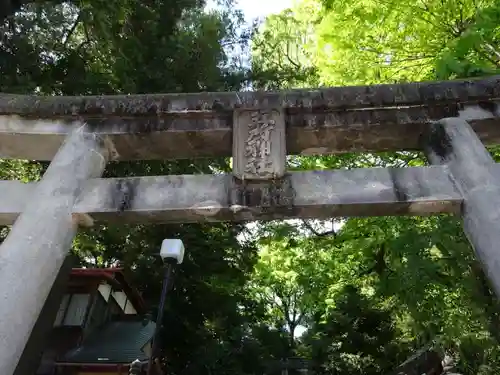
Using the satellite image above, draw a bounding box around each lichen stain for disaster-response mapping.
[112,178,141,211]
[388,168,410,202]
[425,122,454,159]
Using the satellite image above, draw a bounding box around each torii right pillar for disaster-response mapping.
[423,117,500,297]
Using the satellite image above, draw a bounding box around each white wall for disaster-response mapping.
[53,294,70,326]
[111,291,137,315]
[54,281,138,327]
[63,294,90,326]
[98,283,112,301]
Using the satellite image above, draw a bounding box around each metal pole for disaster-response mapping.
[0,124,110,374]
[422,117,500,297]
[147,260,175,375]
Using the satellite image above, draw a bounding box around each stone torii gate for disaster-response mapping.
[1,76,500,374]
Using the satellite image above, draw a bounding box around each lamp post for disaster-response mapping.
[128,239,184,375]
[146,239,185,375]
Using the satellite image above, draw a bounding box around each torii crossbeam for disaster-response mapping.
[1,76,500,374]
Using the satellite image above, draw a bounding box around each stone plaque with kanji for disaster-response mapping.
[232,108,286,180]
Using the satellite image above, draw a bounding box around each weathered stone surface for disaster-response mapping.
[0,76,499,160]
[0,166,462,225]
[233,108,286,180]
[0,76,499,114]
[0,126,108,375]
[423,117,500,299]
[1,102,500,160]
[14,255,75,375]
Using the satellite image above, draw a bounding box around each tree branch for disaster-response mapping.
[63,11,83,47]
[301,220,337,237]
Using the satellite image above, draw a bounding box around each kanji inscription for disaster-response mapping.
[233,108,286,180]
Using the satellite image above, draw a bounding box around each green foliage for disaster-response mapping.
[252,0,500,85]
[305,285,406,375]
[3,0,500,373]
[251,4,320,89]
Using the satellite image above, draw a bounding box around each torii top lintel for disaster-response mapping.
[0,75,500,161]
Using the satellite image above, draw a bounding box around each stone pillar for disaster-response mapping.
[232,108,286,180]
[422,117,500,297]
[0,124,110,375]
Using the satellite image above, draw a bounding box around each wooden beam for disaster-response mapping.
[0,166,462,225]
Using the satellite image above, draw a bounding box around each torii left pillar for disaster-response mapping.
[0,124,111,375]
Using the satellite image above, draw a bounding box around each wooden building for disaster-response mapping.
[36,268,155,375]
